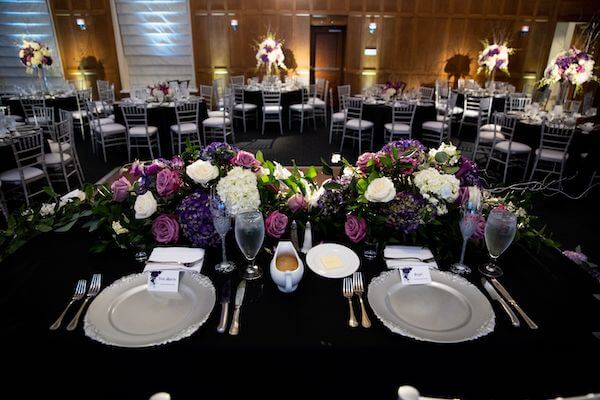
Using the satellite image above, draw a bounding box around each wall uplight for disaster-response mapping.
[214,68,228,75]
[368,22,377,34]
[364,47,377,56]
[230,19,238,31]
[361,69,377,76]
[519,25,529,37]
[75,18,86,30]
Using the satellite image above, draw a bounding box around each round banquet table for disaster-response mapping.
[4,95,78,120]
[113,101,209,159]
[2,228,599,399]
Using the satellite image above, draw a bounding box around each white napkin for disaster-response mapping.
[143,247,205,273]
[384,245,438,269]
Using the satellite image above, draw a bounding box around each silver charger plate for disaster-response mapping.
[368,269,495,343]
[84,272,215,347]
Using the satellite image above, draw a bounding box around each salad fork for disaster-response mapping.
[352,272,371,328]
[49,279,86,330]
[342,277,358,328]
[67,273,102,331]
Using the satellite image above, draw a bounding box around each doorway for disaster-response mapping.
[310,26,346,106]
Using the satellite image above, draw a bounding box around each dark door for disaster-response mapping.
[310,26,345,105]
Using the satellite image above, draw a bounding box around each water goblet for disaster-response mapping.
[449,205,481,275]
[235,211,265,280]
[479,208,517,278]
[210,194,236,274]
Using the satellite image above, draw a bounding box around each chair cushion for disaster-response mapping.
[345,119,374,130]
[234,103,257,111]
[494,140,531,153]
[96,123,126,136]
[38,152,72,165]
[422,121,448,132]
[0,166,44,182]
[170,123,198,133]
[480,124,502,132]
[129,126,158,136]
[12,115,24,122]
[463,109,479,118]
[263,105,282,113]
[208,110,229,118]
[535,148,568,162]
[384,123,410,133]
[290,104,313,111]
[479,130,506,142]
[202,117,231,127]
[72,110,88,119]
[332,111,346,122]
[49,141,71,153]
[308,98,325,106]
[90,118,114,128]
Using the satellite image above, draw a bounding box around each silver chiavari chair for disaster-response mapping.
[0,128,52,207]
[200,85,225,118]
[261,90,283,135]
[203,89,234,144]
[121,103,161,161]
[42,118,83,192]
[458,94,491,136]
[418,86,435,103]
[19,95,45,124]
[230,75,245,86]
[329,87,346,144]
[171,100,201,154]
[86,101,127,163]
[421,92,458,146]
[384,102,417,142]
[340,97,374,154]
[309,78,328,126]
[289,87,316,133]
[73,88,92,139]
[32,105,55,135]
[529,121,575,182]
[485,112,532,182]
[471,97,499,163]
[232,85,258,133]
[58,109,84,180]
[504,94,531,113]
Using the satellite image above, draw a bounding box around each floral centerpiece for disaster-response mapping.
[146,82,174,103]
[382,81,405,101]
[18,39,53,93]
[255,32,287,76]
[477,40,514,81]
[538,47,597,94]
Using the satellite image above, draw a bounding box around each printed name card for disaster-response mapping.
[399,265,432,285]
[147,270,180,292]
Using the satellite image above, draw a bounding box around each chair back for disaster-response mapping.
[464,95,483,114]
[505,94,531,113]
[345,97,364,122]
[435,79,449,102]
[539,121,574,155]
[391,102,417,132]
[32,106,55,129]
[477,97,492,127]
[491,112,517,146]
[338,85,351,110]
[418,86,435,102]
[53,118,74,153]
[19,96,45,120]
[440,92,458,125]
[329,88,335,115]
[97,80,110,93]
[232,85,246,106]
[11,128,45,170]
[262,90,281,108]
[316,78,327,100]
[199,85,213,109]
[230,75,245,86]
[121,104,149,134]
[75,88,92,112]
[174,100,200,126]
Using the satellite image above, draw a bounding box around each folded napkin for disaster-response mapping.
[143,247,205,273]
[384,245,438,269]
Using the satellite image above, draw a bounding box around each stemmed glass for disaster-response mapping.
[209,191,236,274]
[479,208,517,278]
[450,203,481,275]
[234,211,265,280]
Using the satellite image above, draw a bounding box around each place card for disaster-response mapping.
[147,270,180,293]
[398,265,432,285]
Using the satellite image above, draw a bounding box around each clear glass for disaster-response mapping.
[363,238,379,261]
[450,206,481,276]
[209,192,236,274]
[480,209,517,278]
[234,211,265,280]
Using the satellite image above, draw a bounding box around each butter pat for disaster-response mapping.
[320,255,343,270]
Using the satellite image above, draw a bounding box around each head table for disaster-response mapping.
[2,225,599,399]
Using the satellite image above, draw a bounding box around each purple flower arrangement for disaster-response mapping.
[381,191,426,235]
[18,39,53,69]
[177,192,219,248]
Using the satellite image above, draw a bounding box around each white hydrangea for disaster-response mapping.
[39,203,56,217]
[428,143,459,165]
[413,167,460,215]
[216,167,261,215]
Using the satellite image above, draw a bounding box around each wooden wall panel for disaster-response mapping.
[49,0,121,97]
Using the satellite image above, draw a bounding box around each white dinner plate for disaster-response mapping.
[305,243,360,279]
[84,272,215,347]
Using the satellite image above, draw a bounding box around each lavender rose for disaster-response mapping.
[287,194,306,213]
[265,210,288,238]
[111,176,131,202]
[145,160,166,176]
[129,160,143,177]
[171,155,185,170]
[156,169,181,197]
[152,214,180,244]
[231,150,261,169]
[345,214,367,243]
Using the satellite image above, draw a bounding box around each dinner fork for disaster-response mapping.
[352,272,371,328]
[49,279,86,330]
[343,277,358,328]
[66,273,102,331]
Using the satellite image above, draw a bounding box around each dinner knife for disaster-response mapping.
[228,280,246,336]
[490,278,538,330]
[217,280,231,333]
[481,278,520,327]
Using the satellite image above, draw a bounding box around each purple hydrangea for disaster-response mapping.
[381,139,427,155]
[381,191,426,234]
[455,157,481,187]
[200,142,240,163]
[317,181,346,217]
[177,191,219,248]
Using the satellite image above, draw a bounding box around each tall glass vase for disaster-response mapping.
[556,80,570,105]
[38,67,49,95]
[486,68,496,90]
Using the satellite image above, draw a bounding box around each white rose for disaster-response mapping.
[273,162,292,180]
[112,221,129,235]
[365,177,396,203]
[186,159,219,185]
[330,153,341,164]
[134,191,157,219]
[61,189,86,202]
[39,203,56,217]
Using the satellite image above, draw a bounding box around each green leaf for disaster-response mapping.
[82,219,100,232]
[367,172,378,184]
[43,186,58,198]
[356,178,368,194]
[255,150,264,163]
[79,210,93,218]
[54,219,77,232]
[323,181,342,190]
[35,224,53,233]
[321,158,333,177]
[435,152,449,163]
[392,146,399,160]
[305,166,318,179]
[445,166,459,174]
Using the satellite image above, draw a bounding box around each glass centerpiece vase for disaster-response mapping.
[556,80,571,105]
[38,66,49,95]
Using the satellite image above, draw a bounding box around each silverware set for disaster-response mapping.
[50,273,102,331]
[342,272,371,328]
[216,279,247,336]
[481,277,538,329]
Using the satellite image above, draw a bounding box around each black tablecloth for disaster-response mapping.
[362,103,437,146]
[5,95,78,120]
[2,229,599,399]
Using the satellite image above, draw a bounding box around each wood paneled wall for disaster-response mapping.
[190,0,598,91]
[49,0,121,97]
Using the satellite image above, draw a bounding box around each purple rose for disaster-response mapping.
[171,155,185,169]
[156,169,181,197]
[145,160,165,176]
[287,194,306,213]
[265,211,288,239]
[356,152,377,173]
[231,150,261,169]
[345,214,367,243]
[110,176,131,202]
[129,160,143,177]
[152,214,180,244]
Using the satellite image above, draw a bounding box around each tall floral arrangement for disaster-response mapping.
[255,32,287,76]
[147,82,174,102]
[538,48,597,92]
[477,40,514,77]
[18,39,53,73]
[382,81,405,101]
